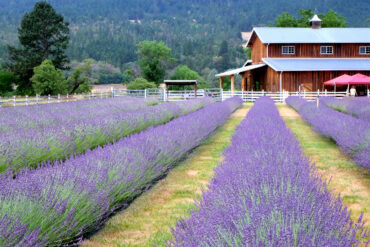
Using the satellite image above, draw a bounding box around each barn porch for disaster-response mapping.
[215,64,266,91]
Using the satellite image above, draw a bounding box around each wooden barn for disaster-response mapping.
[216,15,370,92]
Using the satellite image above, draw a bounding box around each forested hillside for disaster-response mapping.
[0,0,369,75]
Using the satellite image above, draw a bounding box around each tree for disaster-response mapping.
[171,65,200,80]
[67,59,94,94]
[275,12,299,27]
[0,71,16,96]
[206,69,219,88]
[275,9,346,28]
[215,40,230,72]
[6,1,69,94]
[321,10,347,27]
[127,77,157,90]
[137,41,173,85]
[31,59,67,95]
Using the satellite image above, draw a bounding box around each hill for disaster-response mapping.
[0,0,369,76]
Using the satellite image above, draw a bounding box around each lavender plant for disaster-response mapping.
[0,97,214,173]
[170,97,367,247]
[320,97,370,121]
[287,96,370,170]
[0,97,243,246]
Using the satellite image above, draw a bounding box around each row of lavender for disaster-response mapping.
[320,97,370,121]
[0,97,243,247]
[170,97,367,246]
[0,96,159,133]
[0,97,214,173]
[286,97,370,171]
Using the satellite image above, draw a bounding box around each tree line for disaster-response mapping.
[0,2,349,95]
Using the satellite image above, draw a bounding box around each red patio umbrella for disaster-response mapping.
[323,74,353,85]
[347,73,370,85]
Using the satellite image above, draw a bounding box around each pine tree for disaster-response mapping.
[216,40,230,72]
[6,1,70,95]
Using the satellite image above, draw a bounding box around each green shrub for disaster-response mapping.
[127,77,157,90]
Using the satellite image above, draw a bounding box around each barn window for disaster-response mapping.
[282,46,295,54]
[360,46,370,54]
[320,46,333,54]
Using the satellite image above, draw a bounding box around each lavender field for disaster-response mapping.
[0,95,368,247]
[170,97,367,246]
[320,97,370,121]
[0,97,214,173]
[286,96,370,170]
[0,97,242,246]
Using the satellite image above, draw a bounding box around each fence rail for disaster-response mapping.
[1,88,366,107]
[221,90,350,102]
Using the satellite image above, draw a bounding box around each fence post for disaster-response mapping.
[280,90,283,103]
[88,93,91,100]
[13,96,16,107]
[0,96,2,107]
[242,90,244,102]
[66,94,69,102]
[26,95,29,106]
[325,89,327,96]
[368,89,369,98]
[48,95,50,103]
[144,89,147,99]
[111,87,114,98]
[316,97,320,108]
[251,90,254,102]
[58,94,60,103]
[100,92,103,99]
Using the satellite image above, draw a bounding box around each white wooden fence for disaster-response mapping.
[1,88,365,107]
[221,90,350,103]
[0,92,112,107]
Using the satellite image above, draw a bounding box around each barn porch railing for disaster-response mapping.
[0,88,365,107]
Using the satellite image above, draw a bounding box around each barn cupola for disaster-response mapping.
[310,14,322,29]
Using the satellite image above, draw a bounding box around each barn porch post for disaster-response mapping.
[219,77,224,89]
[241,74,247,91]
[231,75,235,92]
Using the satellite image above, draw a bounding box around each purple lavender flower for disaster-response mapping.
[0,97,214,173]
[287,96,370,170]
[170,97,367,247]
[0,97,242,246]
[320,97,370,122]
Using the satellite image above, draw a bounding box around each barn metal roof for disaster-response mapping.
[262,58,370,72]
[215,63,266,77]
[247,27,370,45]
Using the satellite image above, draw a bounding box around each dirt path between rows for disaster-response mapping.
[278,105,370,229]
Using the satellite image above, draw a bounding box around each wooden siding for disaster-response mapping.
[268,43,370,58]
[247,69,370,92]
[251,36,267,63]
[264,67,280,91]
[281,71,370,91]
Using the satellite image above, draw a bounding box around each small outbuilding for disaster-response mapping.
[163,80,198,100]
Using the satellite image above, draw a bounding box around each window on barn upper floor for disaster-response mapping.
[282,46,295,54]
[360,46,370,54]
[320,46,333,54]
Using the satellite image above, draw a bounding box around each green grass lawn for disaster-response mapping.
[82,104,251,247]
[278,104,370,228]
